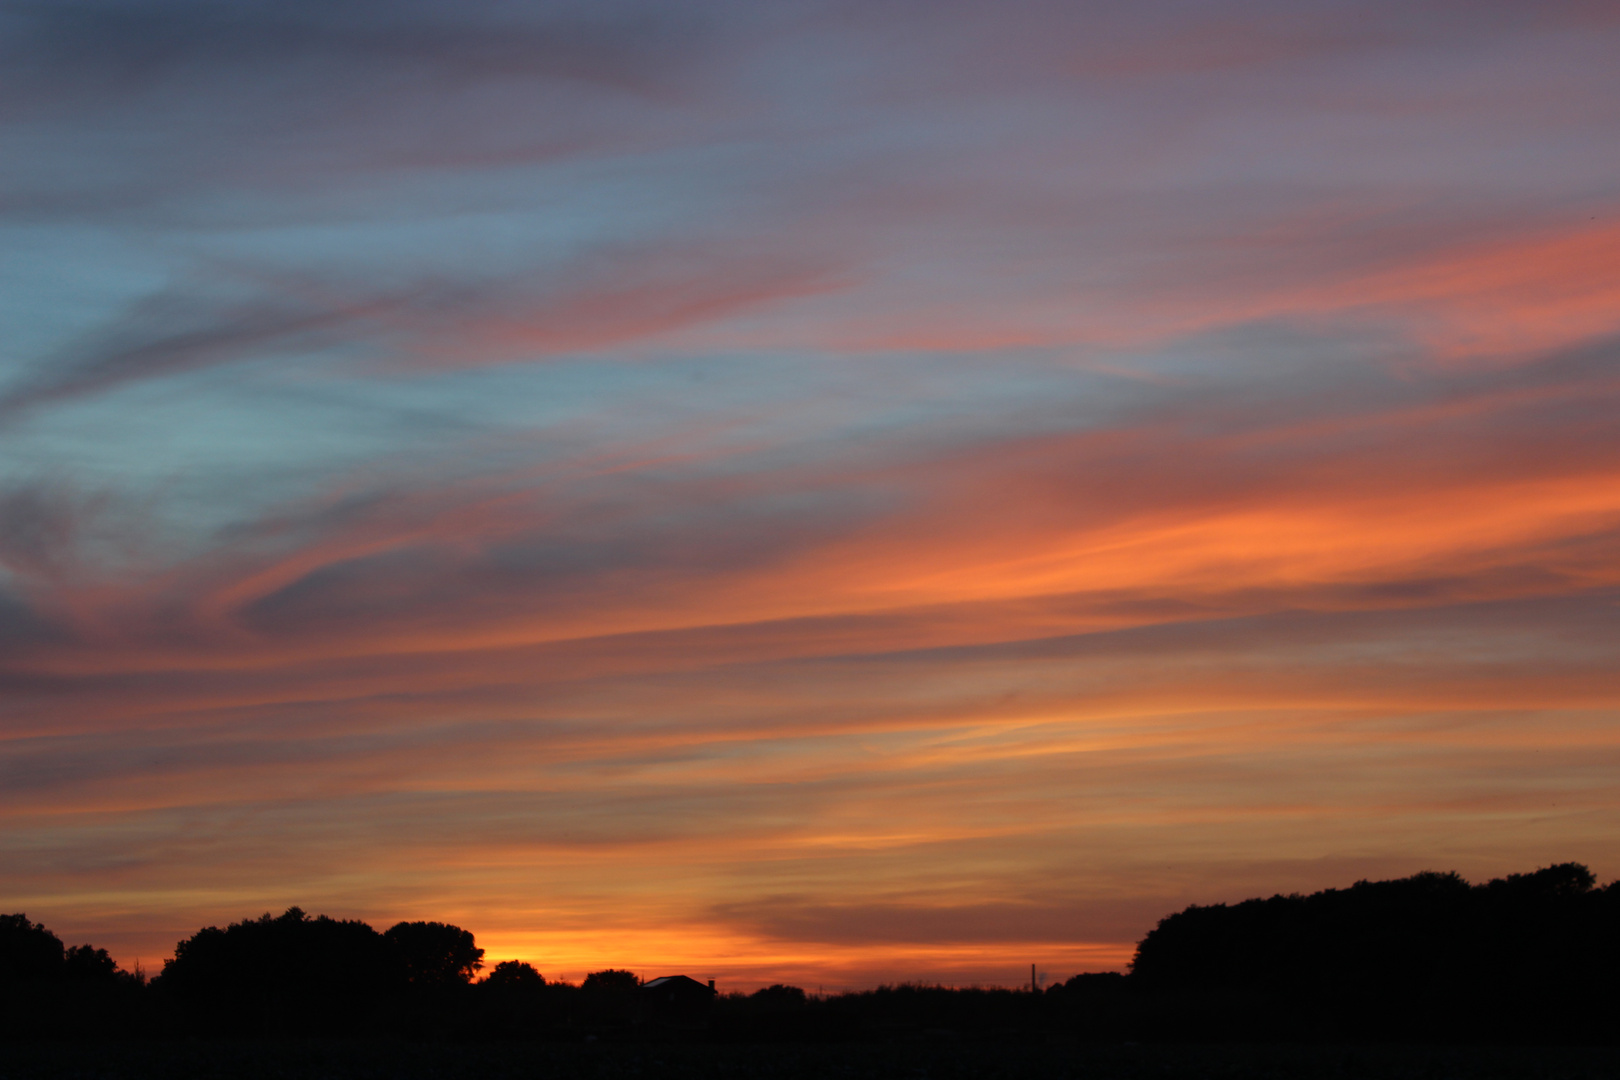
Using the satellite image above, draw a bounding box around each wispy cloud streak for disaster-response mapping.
[3,0,1619,986]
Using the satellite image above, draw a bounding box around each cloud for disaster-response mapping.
[7,0,1620,985]
[0,586,62,652]
[5,320,1618,684]
[0,483,88,580]
[0,290,364,421]
[6,584,1619,977]
[0,245,848,419]
[2,0,707,94]
[0,0,717,178]
[713,895,1165,947]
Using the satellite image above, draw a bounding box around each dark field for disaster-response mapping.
[2,1043,1617,1080]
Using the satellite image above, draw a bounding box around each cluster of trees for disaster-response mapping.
[0,913,146,1039]
[1115,861,1620,1042]
[0,913,136,986]
[155,907,488,1035]
[3,863,1617,1043]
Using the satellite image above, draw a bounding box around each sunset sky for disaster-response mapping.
[3,0,1619,990]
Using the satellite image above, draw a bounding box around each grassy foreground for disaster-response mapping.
[1,1042,1617,1080]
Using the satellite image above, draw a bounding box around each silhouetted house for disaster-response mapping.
[641,975,716,1023]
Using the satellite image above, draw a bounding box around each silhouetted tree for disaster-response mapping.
[1125,862,1620,1042]
[5,864,1615,1045]
[582,968,641,993]
[462,959,555,1040]
[384,920,484,987]
[62,944,123,983]
[159,907,394,1036]
[483,959,545,989]
[0,915,143,1040]
[579,968,642,1029]
[751,984,808,1009]
[0,915,65,984]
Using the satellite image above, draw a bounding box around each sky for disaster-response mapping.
[2,0,1619,990]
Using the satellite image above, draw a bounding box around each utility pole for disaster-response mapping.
[1031,963,1036,993]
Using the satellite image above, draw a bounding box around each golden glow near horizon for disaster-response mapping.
[2,2,1619,989]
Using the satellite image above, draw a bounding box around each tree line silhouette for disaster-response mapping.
[3,863,1616,1043]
